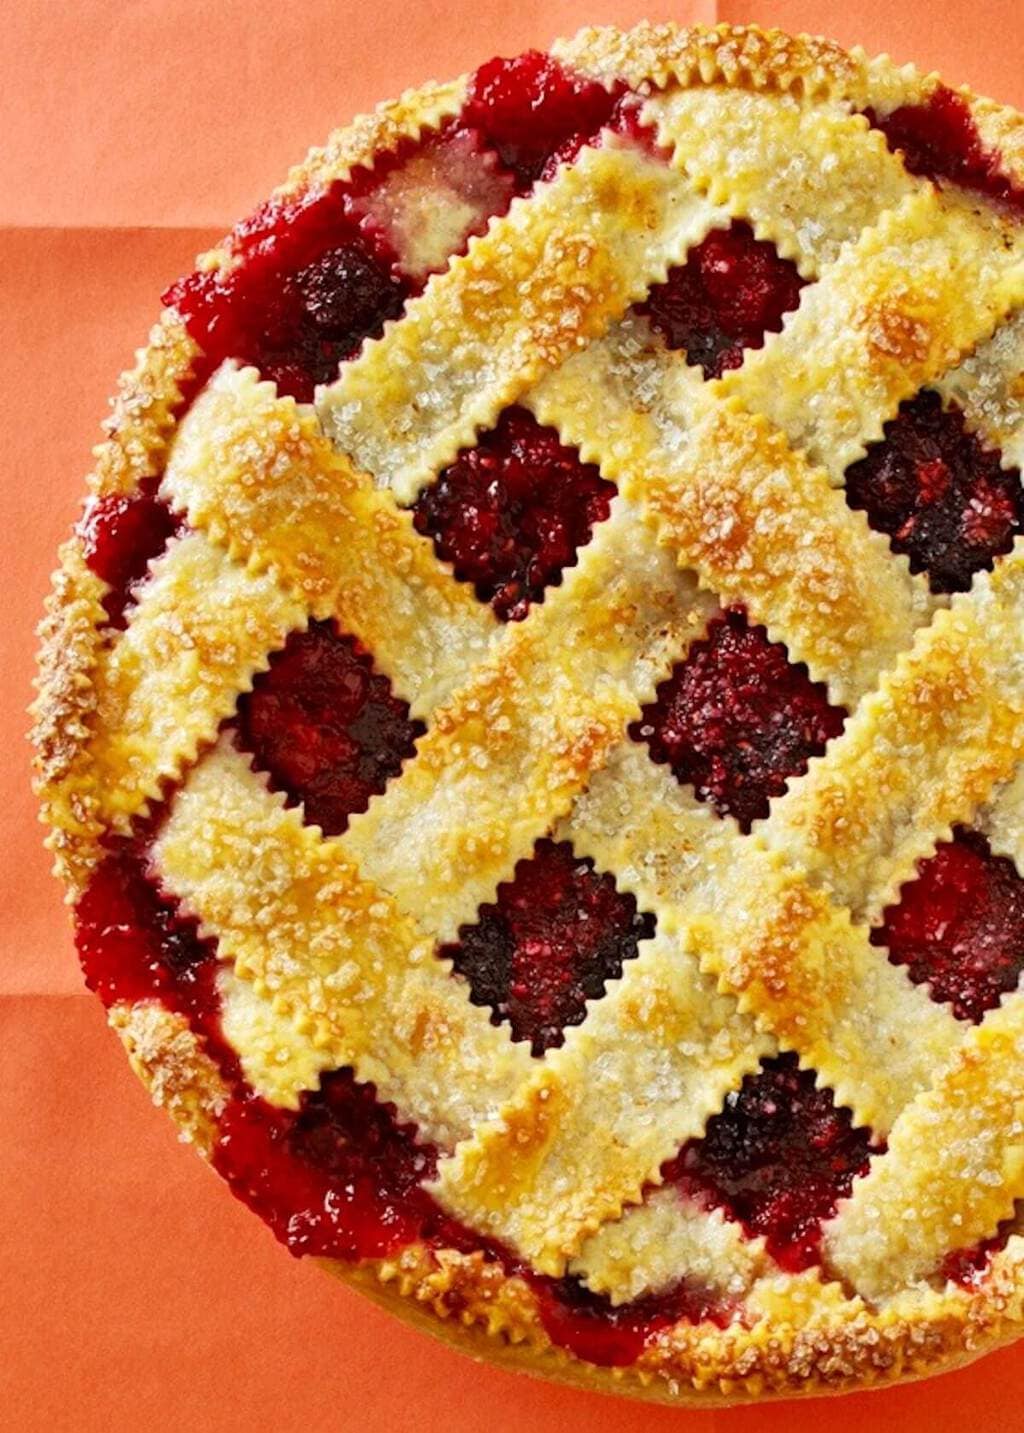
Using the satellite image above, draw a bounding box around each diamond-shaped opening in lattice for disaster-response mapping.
[78,482,187,630]
[211,1066,449,1262]
[844,389,1024,594]
[234,619,425,838]
[635,220,808,380]
[440,837,656,1055]
[872,826,1024,1023]
[412,405,618,622]
[865,89,1024,216]
[630,608,847,833]
[661,1052,881,1273]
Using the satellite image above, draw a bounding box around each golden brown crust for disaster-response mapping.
[31,19,1024,1406]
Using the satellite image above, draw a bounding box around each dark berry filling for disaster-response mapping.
[461,51,622,189]
[632,610,846,832]
[79,488,184,628]
[638,223,807,379]
[213,1073,446,1261]
[165,193,409,402]
[665,1053,878,1272]
[528,1273,727,1368]
[412,405,616,621]
[74,842,238,1081]
[873,827,1024,1022]
[442,839,655,1054]
[867,87,1024,216]
[235,620,424,837]
[845,390,1023,593]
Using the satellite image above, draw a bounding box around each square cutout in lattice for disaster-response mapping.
[412,405,617,621]
[234,619,425,837]
[661,1052,880,1272]
[636,220,807,379]
[630,609,846,832]
[873,826,1024,1022]
[845,390,1024,593]
[441,837,655,1055]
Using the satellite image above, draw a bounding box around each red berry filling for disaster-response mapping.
[529,1274,727,1368]
[867,87,1024,216]
[235,621,424,837]
[632,610,846,832]
[941,1235,1005,1290]
[845,390,1023,593]
[165,193,409,402]
[79,488,184,628]
[638,223,807,379]
[412,405,616,621]
[873,827,1024,1022]
[74,842,240,1083]
[666,1053,878,1272]
[442,839,655,1055]
[461,51,621,188]
[213,1074,446,1261]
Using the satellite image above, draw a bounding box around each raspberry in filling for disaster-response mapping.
[632,610,846,832]
[873,827,1024,1022]
[79,488,184,628]
[665,1053,878,1272]
[213,1073,445,1261]
[638,222,807,379]
[845,390,1023,593]
[529,1274,727,1368]
[867,87,1024,215]
[413,405,616,621]
[166,200,409,403]
[460,51,621,188]
[443,839,655,1054]
[941,1235,1005,1290]
[235,621,424,837]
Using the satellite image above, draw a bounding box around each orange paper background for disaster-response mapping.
[3,2,1023,1428]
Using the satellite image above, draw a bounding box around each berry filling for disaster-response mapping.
[412,405,616,621]
[79,488,184,628]
[638,223,807,379]
[213,1073,447,1261]
[442,839,655,1054]
[235,621,424,837]
[873,827,1024,1022]
[632,610,846,832]
[941,1235,1005,1290]
[165,194,409,402]
[74,842,238,1081]
[529,1274,727,1368]
[460,51,622,189]
[665,1053,878,1271]
[867,87,1024,215]
[845,390,1023,593]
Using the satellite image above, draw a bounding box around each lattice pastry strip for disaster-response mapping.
[644,86,916,274]
[340,501,713,942]
[570,1187,768,1306]
[937,307,1024,471]
[717,188,1024,482]
[161,363,497,717]
[767,547,1024,923]
[429,925,772,1274]
[87,534,305,830]
[528,330,935,707]
[318,138,727,501]
[152,736,532,1145]
[825,990,1024,1302]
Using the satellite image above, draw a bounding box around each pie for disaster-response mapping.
[31,19,1024,1404]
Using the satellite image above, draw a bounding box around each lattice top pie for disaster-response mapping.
[32,19,1024,1404]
